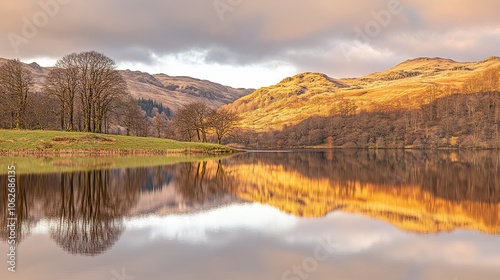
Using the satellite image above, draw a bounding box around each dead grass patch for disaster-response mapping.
[52,136,77,142]
[80,134,116,143]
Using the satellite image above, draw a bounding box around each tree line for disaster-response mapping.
[0,51,240,145]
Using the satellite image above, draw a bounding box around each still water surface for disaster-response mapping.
[1,150,499,280]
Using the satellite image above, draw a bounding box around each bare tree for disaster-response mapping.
[0,59,33,129]
[152,111,168,138]
[209,108,240,144]
[174,102,212,142]
[75,51,129,133]
[191,102,212,142]
[120,97,147,136]
[43,54,79,130]
[173,104,196,141]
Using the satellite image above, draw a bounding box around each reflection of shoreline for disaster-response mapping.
[0,154,232,175]
[1,151,499,258]
[230,164,499,233]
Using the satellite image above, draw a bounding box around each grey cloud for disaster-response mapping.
[1,0,499,79]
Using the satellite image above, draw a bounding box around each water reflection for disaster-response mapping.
[1,169,144,255]
[45,170,144,256]
[0,174,36,244]
[0,150,499,258]
[174,160,228,203]
[224,150,500,234]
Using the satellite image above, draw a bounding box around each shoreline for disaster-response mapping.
[244,146,500,151]
[0,147,239,157]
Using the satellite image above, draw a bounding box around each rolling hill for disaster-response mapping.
[3,59,253,112]
[224,57,500,131]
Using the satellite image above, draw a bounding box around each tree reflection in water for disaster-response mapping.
[0,174,41,244]
[45,169,144,256]
[174,160,228,204]
[0,168,145,256]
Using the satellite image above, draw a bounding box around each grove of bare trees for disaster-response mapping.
[0,53,130,133]
[44,51,129,133]
[173,102,240,144]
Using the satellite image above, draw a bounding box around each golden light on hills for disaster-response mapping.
[225,57,500,131]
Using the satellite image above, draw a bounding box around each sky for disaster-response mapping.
[1,0,500,88]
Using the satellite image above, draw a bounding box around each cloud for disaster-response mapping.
[23,204,500,280]
[1,0,499,87]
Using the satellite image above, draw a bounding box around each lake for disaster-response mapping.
[1,150,499,280]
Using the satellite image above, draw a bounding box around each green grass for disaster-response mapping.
[0,129,233,153]
[0,154,232,175]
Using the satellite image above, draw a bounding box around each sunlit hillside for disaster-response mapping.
[225,57,500,131]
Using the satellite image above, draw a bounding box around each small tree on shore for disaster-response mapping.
[174,102,212,142]
[209,108,240,144]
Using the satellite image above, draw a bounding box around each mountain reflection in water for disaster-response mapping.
[0,150,499,257]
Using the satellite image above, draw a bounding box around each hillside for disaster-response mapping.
[5,59,252,112]
[121,71,253,110]
[225,57,500,131]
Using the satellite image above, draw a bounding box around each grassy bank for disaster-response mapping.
[0,129,236,156]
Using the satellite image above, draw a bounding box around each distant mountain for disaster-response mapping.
[224,56,500,131]
[3,59,253,112]
[121,70,253,111]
